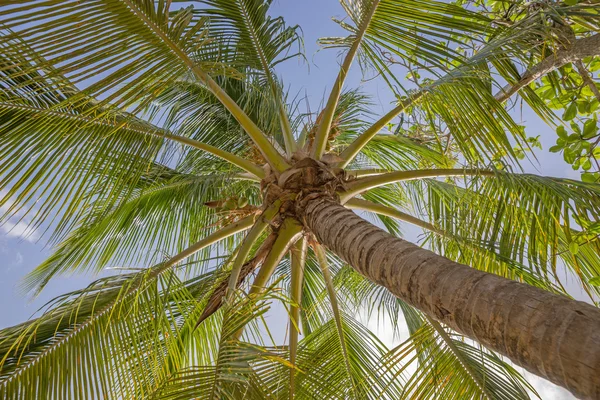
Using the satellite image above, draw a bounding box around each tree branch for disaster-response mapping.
[494,33,600,103]
[339,34,600,168]
[575,60,600,102]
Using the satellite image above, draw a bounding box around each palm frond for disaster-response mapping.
[420,172,600,297]
[0,38,167,241]
[331,3,557,166]
[300,88,372,158]
[292,313,404,399]
[384,317,535,399]
[24,171,259,293]
[312,0,382,159]
[194,0,303,153]
[151,289,290,400]
[0,267,219,399]
[350,133,454,171]
[194,0,302,73]
[330,263,535,399]
[0,0,287,170]
[149,74,284,171]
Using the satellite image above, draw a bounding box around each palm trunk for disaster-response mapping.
[302,196,600,400]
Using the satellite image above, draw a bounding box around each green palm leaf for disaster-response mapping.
[327,1,558,166]
[23,171,259,293]
[334,265,535,399]
[1,0,599,398]
[0,268,218,399]
[384,317,535,400]
[292,314,404,400]
[150,289,290,400]
[191,0,302,152]
[0,40,167,241]
[420,173,600,296]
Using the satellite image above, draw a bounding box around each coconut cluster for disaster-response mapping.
[260,155,349,223]
[204,152,350,229]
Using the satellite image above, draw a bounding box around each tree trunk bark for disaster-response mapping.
[302,196,600,400]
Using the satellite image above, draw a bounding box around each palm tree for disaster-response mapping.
[1,0,600,399]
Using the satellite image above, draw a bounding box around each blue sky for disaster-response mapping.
[0,0,584,398]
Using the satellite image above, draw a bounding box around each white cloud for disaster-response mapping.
[14,252,23,266]
[363,311,408,348]
[521,370,576,400]
[1,220,39,242]
[0,191,39,242]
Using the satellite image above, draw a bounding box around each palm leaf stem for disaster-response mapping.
[163,215,256,268]
[226,201,282,298]
[121,0,289,171]
[312,0,381,159]
[226,0,297,155]
[345,198,438,233]
[289,237,308,399]
[337,92,423,168]
[346,169,391,178]
[249,219,303,295]
[238,2,296,155]
[0,101,265,178]
[314,243,355,395]
[196,233,278,327]
[339,169,494,202]
[232,218,302,339]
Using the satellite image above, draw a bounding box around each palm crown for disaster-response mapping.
[1,0,600,399]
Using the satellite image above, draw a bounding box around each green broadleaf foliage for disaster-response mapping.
[564,102,578,121]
